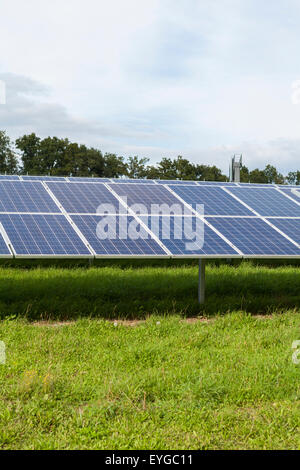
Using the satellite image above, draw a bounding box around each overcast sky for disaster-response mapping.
[1,0,300,174]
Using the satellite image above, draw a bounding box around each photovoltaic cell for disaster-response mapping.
[227,187,300,217]
[71,215,168,256]
[109,183,186,214]
[0,181,60,213]
[0,214,91,256]
[47,182,120,214]
[208,217,300,256]
[169,185,253,216]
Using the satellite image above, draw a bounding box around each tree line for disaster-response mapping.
[0,130,299,184]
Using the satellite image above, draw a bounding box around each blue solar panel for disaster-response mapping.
[208,217,300,256]
[68,177,112,183]
[22,176,67,181]
[227,187,300,217]
[155,180,197,185]
[0,214,91,256]
[110,178,155,184]
[0,175,20,180]
[268,218,300,245]
[48,182,120,214]
[137,215,238,256]
[71,215,168,256]
[277,185,300,189]
[109,183,186,214]
[238,183,275,188]
[277,187,300,205]
[169,186,253,216]
[0,181,60,213]
[196,181,237,187]
[0,230,12,256]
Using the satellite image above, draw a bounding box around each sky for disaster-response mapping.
[1,0,300,174]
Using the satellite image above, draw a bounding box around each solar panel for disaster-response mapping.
[22,176,67,181]
[277,187,300,205]
[0,181,60,213]
[137,215,239,256]
[109,183,186,214]
[0,229,12,257]
[227,187,300,217]
[0,174,299,260]
[238,183,275,188]
[0,214,91,257]
[110,178,155,184]
[70,215,168,256]
[169,185,253,216]
[207,217,300,256]
[47,182,120,214]
[268,218,300,245]
[196,181,237,187]
[67,177,112,183]
[155,180,197,185]
[0,175,20,180]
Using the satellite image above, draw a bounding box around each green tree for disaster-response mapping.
[286,171,300,185]
[263,164,284,184]
[240,165,250,182]
[127,156,149,179]
[0,130,18,174]
[15,133,41,174]
[195,164,227,181]
[103,153,127,178]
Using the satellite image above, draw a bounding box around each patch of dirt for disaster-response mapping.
[33,320,76,327]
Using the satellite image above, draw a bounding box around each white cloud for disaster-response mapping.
[1,0,300,174]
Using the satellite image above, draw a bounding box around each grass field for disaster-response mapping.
[0,260,299,320]
[0,261,299,449]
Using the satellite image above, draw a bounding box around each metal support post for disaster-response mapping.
[198,259,205,304]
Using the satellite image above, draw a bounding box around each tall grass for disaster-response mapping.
[0,261,299,320]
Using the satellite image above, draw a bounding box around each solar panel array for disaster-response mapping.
[0,174,299,258]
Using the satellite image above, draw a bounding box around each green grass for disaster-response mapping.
[0,313,299,449]
[0,261,299,320]
[0,262,299,449]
